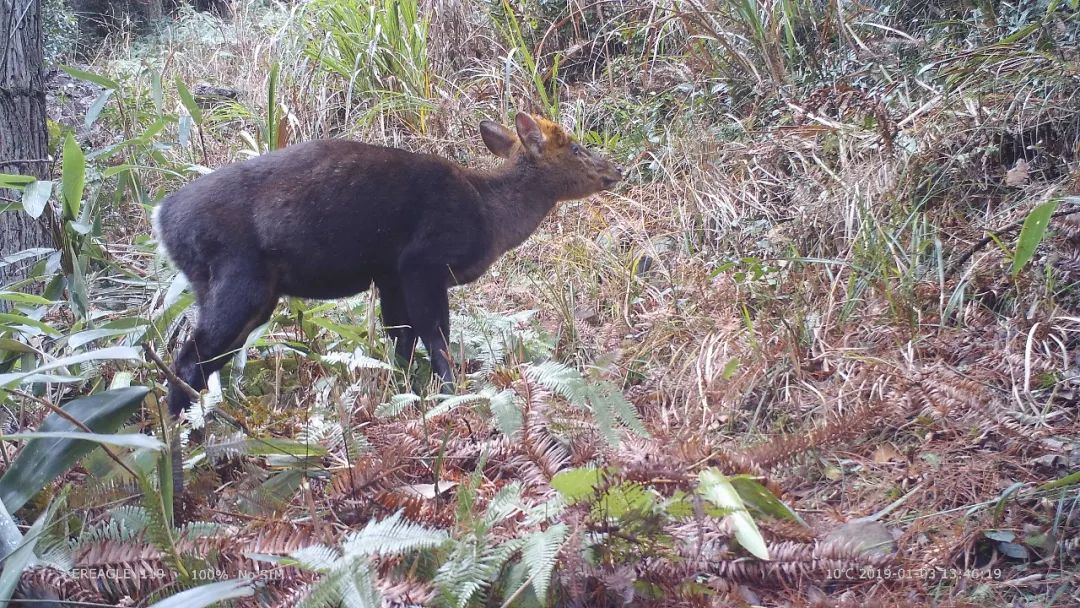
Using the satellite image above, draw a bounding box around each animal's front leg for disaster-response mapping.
[376,275,417,366]
[399,265,454,392]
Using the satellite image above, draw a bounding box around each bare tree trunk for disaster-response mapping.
[0,0,53,289]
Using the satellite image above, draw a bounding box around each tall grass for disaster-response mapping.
[304,0,434,132]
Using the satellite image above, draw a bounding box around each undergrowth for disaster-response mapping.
[0,0,1078,606]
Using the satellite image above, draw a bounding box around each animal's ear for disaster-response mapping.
[479,120,516,159]
[514,112,544,158]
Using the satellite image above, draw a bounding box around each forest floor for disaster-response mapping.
[4,1,1080,607]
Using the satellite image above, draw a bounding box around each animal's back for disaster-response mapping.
[154,139,482,298]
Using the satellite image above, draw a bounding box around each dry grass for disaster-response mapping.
[9,0,1080,606]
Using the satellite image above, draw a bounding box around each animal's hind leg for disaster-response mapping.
[169,264,277,416]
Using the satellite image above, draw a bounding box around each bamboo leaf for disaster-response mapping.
[0,248,54,269]
[145,579,255,608]
[1,431,163,451]
[698,468,769,560]
[85,89,114,129]
[0,503,48,603]
[0,312,62,337]
[61,133,85,220]
[729,475,806,526]
[175,77,203,125]
[1011,200,1059,276]
[20,180,52,219]
[0,174,36,188]
[60,65,121,90]
[0,386,149,512]
[0,345,142,387]
[150,71,164,115]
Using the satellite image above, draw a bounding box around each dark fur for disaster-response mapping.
[155,113,622,415]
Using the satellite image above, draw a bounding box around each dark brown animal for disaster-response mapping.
[153,113,622,415]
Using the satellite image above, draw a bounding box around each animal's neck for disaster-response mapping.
[469,159,559,255]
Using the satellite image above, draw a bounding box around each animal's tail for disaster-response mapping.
[150,203,173,266]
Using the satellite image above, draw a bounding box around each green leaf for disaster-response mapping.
[244,437,328,458]
[0,502,48,604]
[85,89,114,129]
[0,248,54,269]
[0,291,54,306]
[0,345,142,387]
[0,312,62,337]
[551,466,601,503]
[1,431,163,451]
[68,326,143,349]
[145,579,255,608]
[0,173,36,188]
[1011,200,1059,276]
[61,133,85,220]
[61,65,121,90]
[729,475,806,526]
[984,529,1015,542]
[698,468,769,560]
[0,386,149,512]
[175,77,203,124]
[722,357,740,380]
[20,180,52,219]
[1040,470,1080,491]
[997,541,1029,560]
[150,71,164,115]
[596,482,654,519]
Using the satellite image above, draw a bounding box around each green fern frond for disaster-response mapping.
[176,520,231,541]
[376,392,421,417]
[526,361,590,403]
[489,388,523,435]
[451,308,554,380]
[482,482,524,526]
[522,494,567,527]
[422,391,492,421]
[521,523,568,603]
[588,380,649,438]
[204,432,250,463]
[320,348,395,371]
[72,505,148,546]
[135,470,187,579]
[290,544,343,572]
[525,361,649,445]
[296,566,347,608]
[337,563,381,608]
[434,537,523,608]
[341,510,448,558]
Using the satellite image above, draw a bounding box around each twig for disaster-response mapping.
[948,208,1080,276]
[142,343,199,400]
[142,343,250,434]
[1,388,139,479]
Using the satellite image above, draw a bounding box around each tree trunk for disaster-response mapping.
[0,0,53,289]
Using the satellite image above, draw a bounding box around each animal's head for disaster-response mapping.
[479,112,623,200]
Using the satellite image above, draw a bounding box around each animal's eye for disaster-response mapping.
[571,144,582,156]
